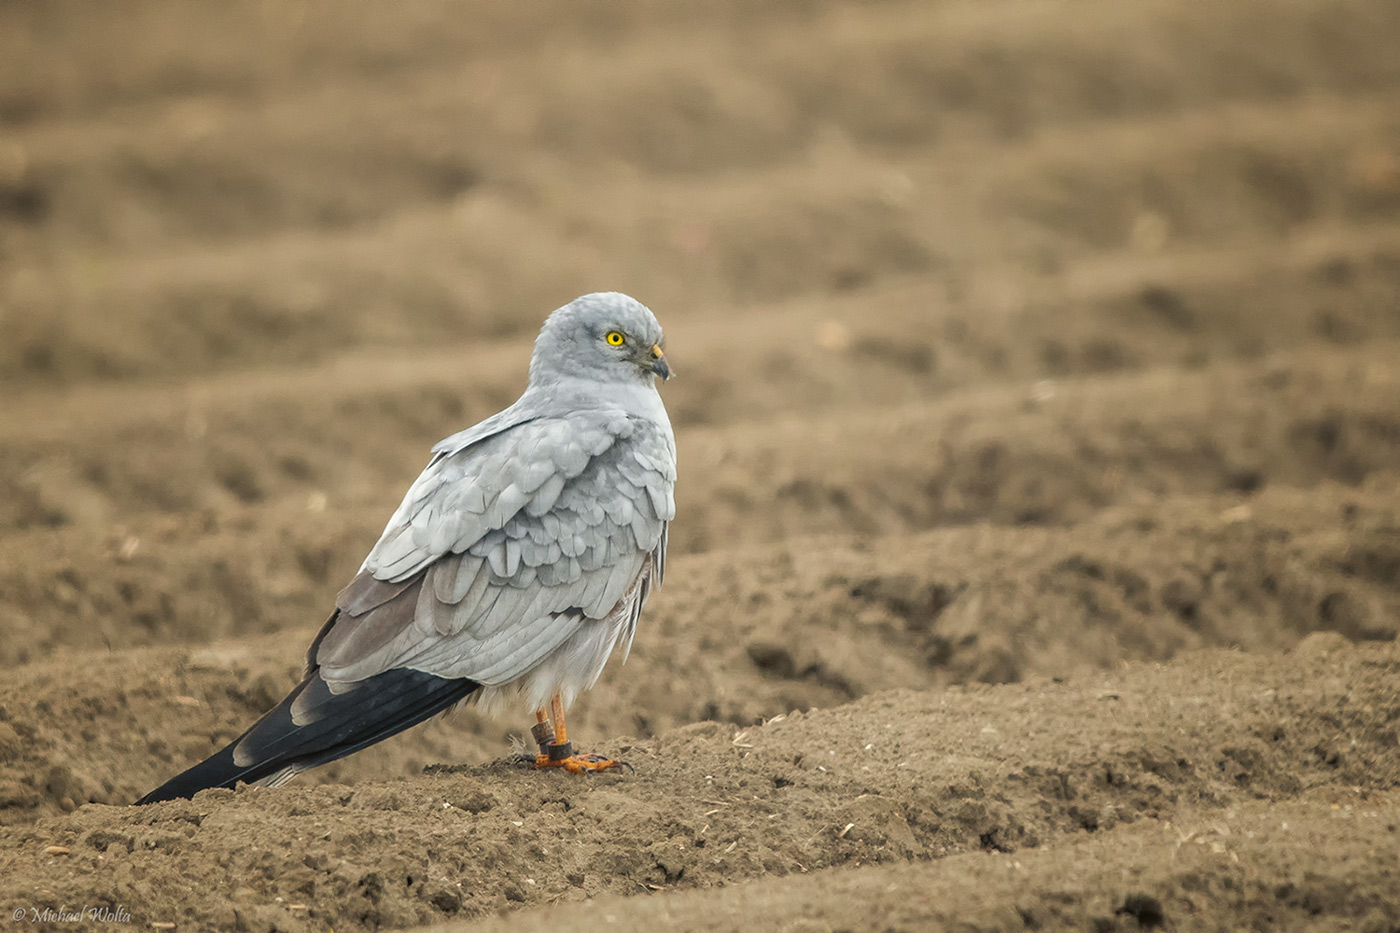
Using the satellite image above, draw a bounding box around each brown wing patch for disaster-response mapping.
[336,569,419,616]
[312,570,425,673]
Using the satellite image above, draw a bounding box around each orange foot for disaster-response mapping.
[533,742,632,774]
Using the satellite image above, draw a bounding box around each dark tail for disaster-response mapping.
[135,667,479,805]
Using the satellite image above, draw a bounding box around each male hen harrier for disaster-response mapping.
[137,292,675,803]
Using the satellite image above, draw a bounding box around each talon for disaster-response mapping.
[533,747,631,774]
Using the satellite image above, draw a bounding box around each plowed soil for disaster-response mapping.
[2,2,1399,931]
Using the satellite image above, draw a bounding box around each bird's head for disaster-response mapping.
[530,292,672,387]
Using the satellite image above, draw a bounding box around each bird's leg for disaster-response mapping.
[533,691,630,774]
[550,692,568,746]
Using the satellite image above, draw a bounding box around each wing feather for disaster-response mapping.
[316,411,675,689]
[526,472,566,516]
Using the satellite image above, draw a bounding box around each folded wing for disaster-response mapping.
[310,409,677,688]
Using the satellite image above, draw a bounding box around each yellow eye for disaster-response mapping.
[605,331,625,346]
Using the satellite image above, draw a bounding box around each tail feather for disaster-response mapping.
[135,667,479,805]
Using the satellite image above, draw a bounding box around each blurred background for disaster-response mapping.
[2,0,1400,795]
[4,1,1400,387]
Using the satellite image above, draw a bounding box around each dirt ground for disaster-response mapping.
[2,1,1399,930]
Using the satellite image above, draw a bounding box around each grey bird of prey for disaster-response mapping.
[136,292,675,804]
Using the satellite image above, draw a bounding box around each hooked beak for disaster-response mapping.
[648,344,673,381]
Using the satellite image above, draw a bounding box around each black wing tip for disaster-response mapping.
[133,668,480,806]
[133,745,243,805]
[133,785,200,806]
